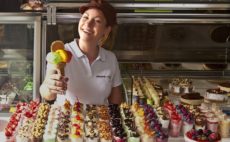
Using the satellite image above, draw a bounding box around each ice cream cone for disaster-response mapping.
[46,40,72,76]
[46,62,65,76]
[56,62,66,76]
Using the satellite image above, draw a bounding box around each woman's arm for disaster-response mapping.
[108,85,123,104]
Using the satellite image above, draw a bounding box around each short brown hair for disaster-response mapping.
[79,0,117,27]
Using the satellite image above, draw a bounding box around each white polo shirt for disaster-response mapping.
[53,39,122,105]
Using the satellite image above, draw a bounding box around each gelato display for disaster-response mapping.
[3,93,230,142]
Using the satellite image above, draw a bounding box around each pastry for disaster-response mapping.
[180,92,204,105]
[206,88,228,102]
[218,82,230,96]
[169,78,193,94]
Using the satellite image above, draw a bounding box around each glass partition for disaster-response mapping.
[0,13,41,113]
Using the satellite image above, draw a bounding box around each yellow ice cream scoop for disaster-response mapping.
[47,40,72,64]
[55,49,72,63]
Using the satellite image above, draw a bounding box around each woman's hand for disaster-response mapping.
[40,68,68,101]
[44,70,68,94]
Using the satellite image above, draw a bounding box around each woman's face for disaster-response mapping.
[78,8,111,44]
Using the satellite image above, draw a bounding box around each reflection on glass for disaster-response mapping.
[0,24,34,111]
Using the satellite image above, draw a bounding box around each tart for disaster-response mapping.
[180,92,204,105]
[206,88,228,102]
[218,82,230,96]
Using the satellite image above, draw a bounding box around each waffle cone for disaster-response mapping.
[56,62,66,76]
[48,62,66,76]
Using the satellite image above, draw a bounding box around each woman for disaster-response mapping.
[40,0,122,105]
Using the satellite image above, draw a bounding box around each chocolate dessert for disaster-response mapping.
[180,92,204,105]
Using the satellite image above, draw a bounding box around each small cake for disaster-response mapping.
[218,82,230,96]
[180,92,204,106]
[206,88,228,102]
[169,78,193,94]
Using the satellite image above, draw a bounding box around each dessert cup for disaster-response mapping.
[182,121,194,135]
[220,118,230,138]
[169,119,182,137]
[207,117,219,133]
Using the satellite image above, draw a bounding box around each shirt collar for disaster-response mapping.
[71,39,106,62]
[97,47,106,62]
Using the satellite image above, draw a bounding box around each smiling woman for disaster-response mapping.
[40,0,123,106]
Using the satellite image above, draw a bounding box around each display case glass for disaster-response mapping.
[0,13,41,114]
[23,1,230,141]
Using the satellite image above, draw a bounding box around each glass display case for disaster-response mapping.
[41,1,230,141]
[0,13,41,114]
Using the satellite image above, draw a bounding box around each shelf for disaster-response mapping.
[121,69,230,79]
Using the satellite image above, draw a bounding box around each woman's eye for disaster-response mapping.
[82,16,88,20]
[95,20,101,24]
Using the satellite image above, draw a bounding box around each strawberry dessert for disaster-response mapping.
[185,129,221,142]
